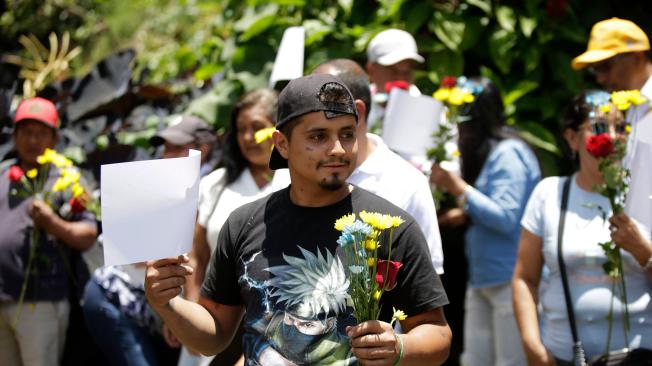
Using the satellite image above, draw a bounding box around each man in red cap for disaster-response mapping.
[0,97,97,366]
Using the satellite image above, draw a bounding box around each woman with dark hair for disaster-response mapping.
[178,88,279,366]
[430,77,540,366]
[512,91,652,365]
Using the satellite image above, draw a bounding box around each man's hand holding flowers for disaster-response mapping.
[347,320,403,366]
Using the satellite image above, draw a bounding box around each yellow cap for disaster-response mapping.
[571,18,649,70]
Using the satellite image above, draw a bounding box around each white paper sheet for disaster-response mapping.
[269,26,305,88]
[381,88,444,159]
[100,150,201,266]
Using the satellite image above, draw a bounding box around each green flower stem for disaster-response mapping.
[13,228,40,327]
[376,227,396,320]
[606,278,616,355]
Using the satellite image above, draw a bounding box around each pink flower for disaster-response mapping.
[586,133,614,158]
[8,166,24,182]
[375,260,403,291]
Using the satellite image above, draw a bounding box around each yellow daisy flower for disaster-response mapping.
[72,182,84,198]
[367,258,376,267]
[373,290,382,301]
[364,239,379,251]
[26,169,38,179]
[334,213,356,231]
[433,88,451,102]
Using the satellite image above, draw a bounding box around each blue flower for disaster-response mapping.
[343,220,373,242]
[585,91,610,107]
[337,232,355,248]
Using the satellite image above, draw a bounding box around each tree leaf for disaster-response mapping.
[504,80,538,106]
[194,63,224,81]
[519,16,537,38]
[495,6,516,32]
[465,0,491,14]
[488,29,517,74]
[430,12,465,52]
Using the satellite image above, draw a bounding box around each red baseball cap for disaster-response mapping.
[14,97,59,129]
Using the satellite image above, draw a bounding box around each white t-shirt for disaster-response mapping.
[521,176,652,361]
[198,168,275,251]
[349,134,443,274]
[269,134,444,274]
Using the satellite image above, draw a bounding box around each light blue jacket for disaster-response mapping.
[464,138,540,288]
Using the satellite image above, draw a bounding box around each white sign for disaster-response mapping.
[100,150,201,266]
[381,88,444,159]
[269,26,305,88]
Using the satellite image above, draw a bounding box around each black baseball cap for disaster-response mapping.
[150,115,215,147]
[269,74,358,170]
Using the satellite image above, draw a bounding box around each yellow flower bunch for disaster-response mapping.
[359,211,404,230]
[433,87,475,106]
[610,90,646,111]
[37,148,72,168]
[334,213,356,231]
[254,127,276,144]
[52,168,80,192]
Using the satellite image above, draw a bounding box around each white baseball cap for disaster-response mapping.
[366,29,424,66]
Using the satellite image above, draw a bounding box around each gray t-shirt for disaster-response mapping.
[0,159,96,302]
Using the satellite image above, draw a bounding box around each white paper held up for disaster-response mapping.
[100,150,201,266]
[269,26,305,88]
[381,88,444,159]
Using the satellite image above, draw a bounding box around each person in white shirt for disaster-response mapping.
[313,58,444,274]
[572,18,652,244]
[178,89,280,366]
[365,28,424,132]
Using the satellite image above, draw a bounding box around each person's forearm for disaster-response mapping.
[184,261,206,302]
[401,323,452,365]
[154,297,225,356]
[42,216,96,250]
[512,278,547,361]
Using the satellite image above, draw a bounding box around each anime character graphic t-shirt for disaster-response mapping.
[201,186,448,365]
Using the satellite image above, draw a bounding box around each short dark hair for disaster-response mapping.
[312,59,371,119]
[221,89,277,184]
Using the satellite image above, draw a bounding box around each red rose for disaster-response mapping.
[69,197,86,214]
[375,260,403,291]
[8,166,24,182]
[384,80,410,93]
[586,133,614,158]
[441,76,457,88]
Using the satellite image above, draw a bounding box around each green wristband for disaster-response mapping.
[392,334,404,366]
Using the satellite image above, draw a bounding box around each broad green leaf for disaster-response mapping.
[488,29,517,74]
[504,80,538,106]
[234,4,279,41]
[523,46,540,73]
[194,63,224,81]
[495,6,516,32]
[239,15,277,42]
[338,0,353,16]
[303,19,333,46]
[465,0,491,14]
[519,16,537,38]
[430,12,465,52]
[405,2,432,35]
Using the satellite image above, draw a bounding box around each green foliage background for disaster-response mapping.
[3,0,652,175]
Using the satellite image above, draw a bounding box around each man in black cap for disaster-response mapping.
[144,74,451,365]
[150,115,217,176]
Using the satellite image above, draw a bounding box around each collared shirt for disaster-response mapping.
[0,159,96,302]
[348,134,444,274]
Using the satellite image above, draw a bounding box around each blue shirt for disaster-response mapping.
[464,139,540,288]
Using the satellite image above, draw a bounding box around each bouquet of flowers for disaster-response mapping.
[433,76,481,125]
[585,90,646,353]
[8,148,95,324]
[334,211,407,325]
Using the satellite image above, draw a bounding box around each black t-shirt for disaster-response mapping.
[201,186,448,365]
